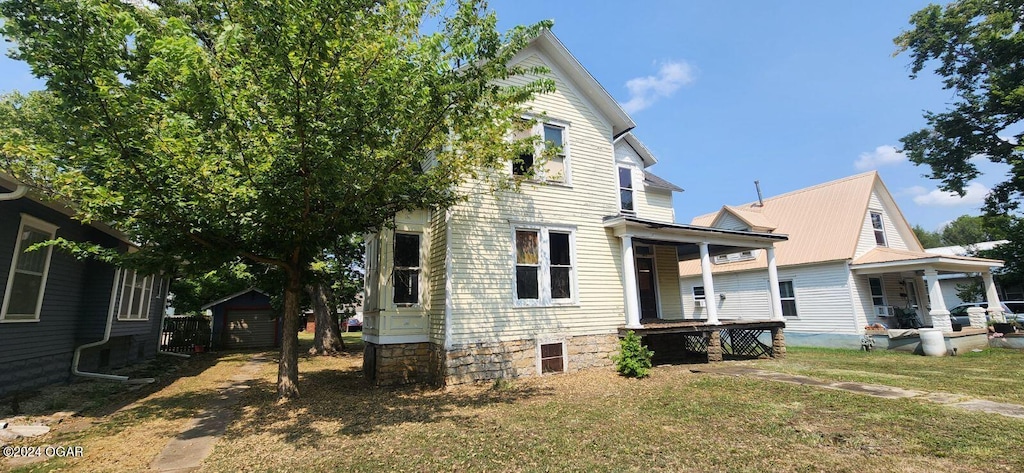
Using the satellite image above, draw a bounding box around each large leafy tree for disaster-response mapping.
[0,0,552,398]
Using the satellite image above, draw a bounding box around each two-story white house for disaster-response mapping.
[679,171,1004,350]
[361,30,789,386]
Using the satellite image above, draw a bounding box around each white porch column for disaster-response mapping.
[982,271,1006,323]
[698,242,720,325]
[924,269,952,332]
[766,247,784,322]
[622,235,642,329]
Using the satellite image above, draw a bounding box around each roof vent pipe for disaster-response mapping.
[755,180,765,207]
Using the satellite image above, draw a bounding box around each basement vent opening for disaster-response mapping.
[539,342,565,374]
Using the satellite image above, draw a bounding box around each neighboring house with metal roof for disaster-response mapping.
[924,241,1022,309]
[0,173,168,398]
[679,171,1005,348]
[361,29,789,386]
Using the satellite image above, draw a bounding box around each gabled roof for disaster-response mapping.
[522,29,636,137]
[200,288,269,310]
[615,132,658,167]
[681,172,880,275]
[715,205,776,232]
[643,171,683,192]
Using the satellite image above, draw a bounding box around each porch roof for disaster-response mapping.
[603,215,788,260]
[850,247,1003,274]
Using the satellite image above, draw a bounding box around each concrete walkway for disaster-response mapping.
[149,355,269,473]
[693,366,1024,419]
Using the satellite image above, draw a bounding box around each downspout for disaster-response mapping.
[156,275,190,358]
[0,184,28,201]
[72,268,129,381]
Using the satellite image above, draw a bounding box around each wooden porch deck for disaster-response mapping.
[619,319,785,336]
[620,319,787,362]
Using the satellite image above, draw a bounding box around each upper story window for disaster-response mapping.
[619,167,634,214]
[870,211,887,246]
[119,270,154,320]
[514,226,576,306]
[513,121,570,184]
[393,233,421,305]
[1,214,58,322]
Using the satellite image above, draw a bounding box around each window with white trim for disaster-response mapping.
[779,280,797,317]
[512,121,570,184]
[870,211,887,247]
[514,226,576,306]
[693,286,706,301]
[1,215,58,322]
[393,233,421,305]
[118,270,154,320]
[618,167,634,214]
[714,250,755,264]
[869,277,886,307]
[538,341,566,374]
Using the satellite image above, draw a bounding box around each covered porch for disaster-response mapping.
[851,247,1006,333]
[604,216,790,361]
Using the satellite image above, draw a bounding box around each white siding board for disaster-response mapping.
[714,212,749,231]
[654,245,682,319]
[445,50,627,345]
[855,188,910,258]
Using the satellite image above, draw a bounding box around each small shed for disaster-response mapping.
[202,289,280,350]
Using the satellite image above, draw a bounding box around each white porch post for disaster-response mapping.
[982,271,1006,323]
[924,269,952,332]
[698,242,720,325]
[622,235,642,329]
[766,246,784,322]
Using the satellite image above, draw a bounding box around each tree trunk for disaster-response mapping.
[309,283,345,355]
[278,271,302,399]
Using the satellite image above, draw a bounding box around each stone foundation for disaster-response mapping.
[363,342,435,386]
[706,331,723,362]
[363,334,619,387]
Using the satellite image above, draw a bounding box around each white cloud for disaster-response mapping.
[854,145,906,170]
[620,61,695,114]
[908,182,990,207]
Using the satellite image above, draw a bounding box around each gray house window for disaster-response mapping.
[1,215,58,322]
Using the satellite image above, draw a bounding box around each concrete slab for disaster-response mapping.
[149,355,267,473]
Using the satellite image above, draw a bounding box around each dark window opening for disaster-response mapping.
[619,167,634,212]
[393,233,420,304]
[779,281,797,317]
[540,342,564,373]
[513,153,534,176]
[515,230,540,300]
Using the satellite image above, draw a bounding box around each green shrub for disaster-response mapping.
[612,331,654,378]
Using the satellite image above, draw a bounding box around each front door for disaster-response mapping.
[636,256,659,319]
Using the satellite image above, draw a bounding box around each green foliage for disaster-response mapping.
[955,278,984,303]
[940,215,998,247]
[896,1,1024,289]
[612,331,653,379]
[0,0,553,398]
[912,224,942,248]
[169,261,255,315]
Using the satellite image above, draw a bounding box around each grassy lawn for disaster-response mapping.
[754,346,1024,405]
[5,337,1023,472]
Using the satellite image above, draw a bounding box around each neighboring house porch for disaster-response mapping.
[605,216,789,361]
[850,247,1006,332]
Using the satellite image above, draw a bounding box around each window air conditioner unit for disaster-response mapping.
[695,299,707,308]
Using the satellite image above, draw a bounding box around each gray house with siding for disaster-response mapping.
[1,175,166,398]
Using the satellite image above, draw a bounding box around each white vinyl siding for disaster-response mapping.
[855,187,911,258]
[654,245,683,320]
[679,262,857,334]
[712,212,750,231]
[1,215,58,322]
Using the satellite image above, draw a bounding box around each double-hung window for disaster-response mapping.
[618,167,634,214]
[870,211,887,246]
[119,270,154,320]
[1,215,58,322]
[512,120,570,184]
[514,226,575,306]
[393,233,421,305]
[869,277,886,307]
[778,281,797,317]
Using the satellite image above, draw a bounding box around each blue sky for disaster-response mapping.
[0,1,1004,231]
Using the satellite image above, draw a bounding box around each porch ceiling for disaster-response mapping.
[604,215,788,261]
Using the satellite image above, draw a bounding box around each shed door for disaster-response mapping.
[225,310,276,349]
